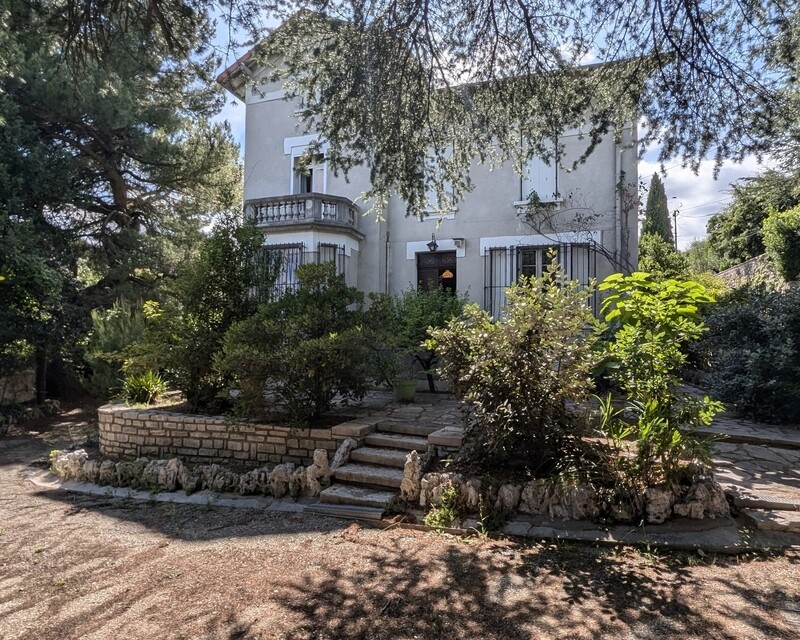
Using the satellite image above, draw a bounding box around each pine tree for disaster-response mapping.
[641,174,674,246]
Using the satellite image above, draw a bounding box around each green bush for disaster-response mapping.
[83,298,145,400]
[366,287,466,390]
[217,262,370,424]
[763,205,800,281]
[125,215,280,412]
[598,272,721,484]
[697,283,800,423]
[122,370,166,405]
[423,485,460,530]
[428,258,600,470]
[638,232,689,280]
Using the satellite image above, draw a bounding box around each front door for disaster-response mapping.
[417,251,457,293]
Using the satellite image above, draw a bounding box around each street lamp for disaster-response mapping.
[427,233,438,252]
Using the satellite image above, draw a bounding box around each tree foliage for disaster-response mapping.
[0,0,243,399]
[638,232,688,280]
[707,170,800,269]
[641,174,673,245]
[231,1,800,216]
[763,204,800,281]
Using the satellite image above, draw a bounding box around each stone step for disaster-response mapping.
[333,463,404,489]
[350,447,409,469]
[741,508,800,534]
[364,432,429,452]
[318,484,397,510]
[376,421,439,437]
[730,492,800,512]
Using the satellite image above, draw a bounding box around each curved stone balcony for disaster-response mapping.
[247,193,360,231]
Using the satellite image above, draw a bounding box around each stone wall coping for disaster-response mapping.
[97,403,341,435]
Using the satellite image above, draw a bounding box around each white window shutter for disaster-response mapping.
[522,140,557,202]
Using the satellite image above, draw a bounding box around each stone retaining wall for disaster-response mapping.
[98,404,348,467]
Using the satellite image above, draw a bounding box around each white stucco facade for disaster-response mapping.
[219,54,638,312]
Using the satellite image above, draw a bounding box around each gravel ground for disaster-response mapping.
[1,408,799,640]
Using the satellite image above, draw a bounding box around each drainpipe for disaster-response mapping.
[614,144,623,271]
[384,230,390,294]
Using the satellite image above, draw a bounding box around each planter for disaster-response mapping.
[391,379,418,404]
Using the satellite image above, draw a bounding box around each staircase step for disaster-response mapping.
[350,447,410,468]
[741,508,800,534]
[364,432,429,452]
[731,493,800,512]
[376,421,439,437]
[333,463,404,488]
[319,484,397,509]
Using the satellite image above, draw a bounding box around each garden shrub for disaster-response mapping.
[122,370,166,405]
[422,485,460,530]
[125,215,280,412]
[428,259,600,471]
[697,282,800,423]
[763,204,800,281]
[82,298,145,400]
[366,287,467,391]
[217,262,370,424]
[598,273,722,484]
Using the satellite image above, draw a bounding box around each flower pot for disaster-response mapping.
[391,378,418,404]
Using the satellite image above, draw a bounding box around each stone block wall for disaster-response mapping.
[0,368,36,405]
[98,404,345,467]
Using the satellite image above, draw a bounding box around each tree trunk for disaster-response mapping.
[35,347,48,404]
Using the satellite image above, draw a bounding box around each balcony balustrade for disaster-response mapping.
[246,193,359,229]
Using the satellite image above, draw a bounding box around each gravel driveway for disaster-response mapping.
[1,407,799,640]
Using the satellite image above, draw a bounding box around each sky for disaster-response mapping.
[212,23,777,252]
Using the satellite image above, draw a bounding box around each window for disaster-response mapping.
[292,153,325,194]
[256,242,346,301]
[417,251,457,293]
[521,139,558,203]
[484,244,594,317]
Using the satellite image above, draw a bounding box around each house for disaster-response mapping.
[217,39,638,315]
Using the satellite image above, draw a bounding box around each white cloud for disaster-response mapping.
[638,153,775,249]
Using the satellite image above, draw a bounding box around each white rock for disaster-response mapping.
[645,485,676,524]
[330,438,357,472]
[97,460,117,485]
[239,467,270,495]
[290,466,306,497]
[116,461,134,487]
[268,463,295,498]
[157,458,183,492]
[400,450,422,501]
[460,477,482,510]
[519,480,550,515]
[83,459,100,484]
[178,464,202,494]
[495,484,522,514]
[419,472,462,508]
[51,450,88,481]
[306,450,331,497]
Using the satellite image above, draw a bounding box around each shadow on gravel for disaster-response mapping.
[32,487,350,540]
[251,540,796,640]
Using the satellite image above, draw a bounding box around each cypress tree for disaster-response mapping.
[642,173,674,245]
